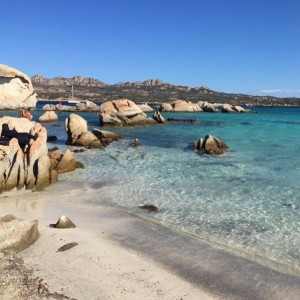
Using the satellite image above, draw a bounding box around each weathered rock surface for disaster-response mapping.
[0,64,37,109]
[39,111,58,122]
[0,215,39,255]
[49,149,79,174]
[194,135,228,155]
[99,99,158,126]
[0,117,55,192]
[65,114,100,148]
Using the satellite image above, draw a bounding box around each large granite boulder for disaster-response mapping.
[160,100,202,112]
[0,117,55,192]
[0,215,39,255]
[39,111,58,122]
[0,64,37,109]
[194,135,228,155]
[99,99,157,126]
[65,113,100,148]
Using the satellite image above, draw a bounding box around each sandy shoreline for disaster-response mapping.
[0,193,216,300]
[1,191,300,300]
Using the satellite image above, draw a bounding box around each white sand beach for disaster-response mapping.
[0,190,216,300]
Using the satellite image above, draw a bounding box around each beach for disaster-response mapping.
[0,191,215,300]
[2,187,300,300]
[1,106,300,299]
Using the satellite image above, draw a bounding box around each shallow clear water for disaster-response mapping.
[5,107,300,273]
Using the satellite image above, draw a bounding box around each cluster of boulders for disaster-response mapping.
[42,100,99,112]
[0,116,86,194]
[0,117,56,192]
[65,113,121,148]
[99,99,158,126]
[194,135,228,155]
[0,64,37,109]
[65,114,100,148]
[159,100,252,113]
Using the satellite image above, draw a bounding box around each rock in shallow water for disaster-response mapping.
[139,204,159,213]
[194,134,228,155]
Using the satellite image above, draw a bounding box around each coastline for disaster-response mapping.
[1,190,300,299]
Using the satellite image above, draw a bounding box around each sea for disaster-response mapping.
[3,105,300,275]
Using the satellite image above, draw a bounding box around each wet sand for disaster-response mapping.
[1,190,300,299]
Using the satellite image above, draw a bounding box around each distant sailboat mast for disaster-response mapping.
[68,84,80,103]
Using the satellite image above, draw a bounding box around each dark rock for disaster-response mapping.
[139,204,158,213]
[73,148,86,153]
[167,117,198,123]
[76,161,84,169]
[47,135,58,142]
[57,242,78,252]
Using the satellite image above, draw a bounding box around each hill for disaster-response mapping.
[31,75,300,106]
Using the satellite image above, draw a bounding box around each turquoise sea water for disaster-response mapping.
[7,106,300,274]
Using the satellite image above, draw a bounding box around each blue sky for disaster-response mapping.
[1,0,300,97]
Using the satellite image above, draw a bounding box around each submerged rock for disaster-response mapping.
[139,205,159,213]
[134,138,141,147]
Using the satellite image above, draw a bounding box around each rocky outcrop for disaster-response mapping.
[194,135,228,155]
[99,99,157,126]
[92,129,121,140]
[0,117,56,192]
[160,100,202,112]
[0,215,39,255]
[153,111,167,124]
[220,104,252,113]
[138,103,154,112]
[65,113,100,148]
[0,64,37,109]
[39,111,58,122]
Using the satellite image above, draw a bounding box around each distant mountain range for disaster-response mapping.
[31,75,300,106]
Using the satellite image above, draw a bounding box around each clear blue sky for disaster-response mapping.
[1,0,300,97]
